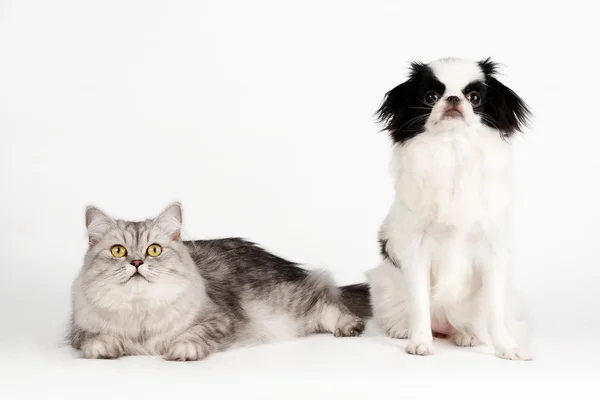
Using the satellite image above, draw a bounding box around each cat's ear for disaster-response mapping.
[85,206,116,246]
[156,202,182,241]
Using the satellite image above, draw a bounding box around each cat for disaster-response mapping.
[68,202,372,361]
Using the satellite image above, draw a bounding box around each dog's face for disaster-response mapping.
[376,58,531,144]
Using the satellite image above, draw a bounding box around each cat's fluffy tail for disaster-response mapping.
[339,283,372,319]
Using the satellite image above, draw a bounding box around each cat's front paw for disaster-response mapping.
[164,340,211,362]
[81,335,124,359]
[334,315,365,337]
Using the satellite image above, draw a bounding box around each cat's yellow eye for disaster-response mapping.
[110,245,127,258]
[146,244,162,257]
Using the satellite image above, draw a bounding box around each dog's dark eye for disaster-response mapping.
[467,91,482,106]
[424,91,439,105]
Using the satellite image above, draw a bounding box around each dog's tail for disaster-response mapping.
[339,283,372,319]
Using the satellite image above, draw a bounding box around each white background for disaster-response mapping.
[1,0,599,398]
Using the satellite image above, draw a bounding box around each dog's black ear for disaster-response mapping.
[478,57,499,76]
[376,62,429,144]
[375,79,415,133]
[479,58,532,136]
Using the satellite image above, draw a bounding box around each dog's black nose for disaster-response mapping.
[446,96,461,105]
[131,260,143,268]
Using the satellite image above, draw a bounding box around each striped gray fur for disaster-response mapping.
[68,203,371,361]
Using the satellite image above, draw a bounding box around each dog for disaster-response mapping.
[366,57,533,361]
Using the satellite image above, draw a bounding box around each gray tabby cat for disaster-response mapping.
[68,203,371,361]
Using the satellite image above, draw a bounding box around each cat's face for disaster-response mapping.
[78,203,197,309]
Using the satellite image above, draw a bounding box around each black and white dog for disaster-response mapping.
[367,57,533,360]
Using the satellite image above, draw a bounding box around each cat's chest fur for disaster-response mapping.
[393,128,513,228]
[74,288,203,355]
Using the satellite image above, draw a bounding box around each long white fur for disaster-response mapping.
[366,58,532,360]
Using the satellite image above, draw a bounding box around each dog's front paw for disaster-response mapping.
[164,340,211,362]
[405,340,434,356]
[334,315,365,337]
[81,335,124,359]
[495,347,533,361]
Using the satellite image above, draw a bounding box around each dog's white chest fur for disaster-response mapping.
[391,126,513,230]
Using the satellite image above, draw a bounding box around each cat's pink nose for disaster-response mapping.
[131,260,143,268]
